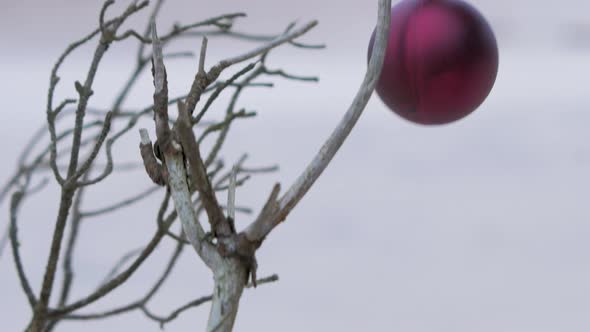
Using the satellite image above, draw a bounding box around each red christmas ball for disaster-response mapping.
[368,0,499,125]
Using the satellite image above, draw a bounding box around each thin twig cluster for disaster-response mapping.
[3,1,322,330]
[3,0,392,330]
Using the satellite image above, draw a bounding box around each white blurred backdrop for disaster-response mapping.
[1,0,590,331]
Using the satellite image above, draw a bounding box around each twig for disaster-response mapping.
[46,99,77,185]
[47,206,178,318]
[59,232,184,321]
[239,165,280,174]
[227,166,238,221]
[215,176,251,192]
[136,0,165,62]
[81,186,161,218]
[198,109,257,144]
[141,296,212,328]
[65,1,147,183]
[193,62,257,125]
[185,29,326,49]
[98,248,144,288]
[204,67,265,167]
[75,134,116,187]
[62,273,277,324]
[183,20,318,118]
[263,67,319,82]
[117,13,247,45]
[142,274,278,328]
[9,191,37,308]
[220,21,318,69]
[72,112,113,181]
[221,205,253,215]
[198,37,208,74]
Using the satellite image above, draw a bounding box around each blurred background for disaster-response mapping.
[1,0,590,331]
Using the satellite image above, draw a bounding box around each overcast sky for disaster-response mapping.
[1,1,590,331]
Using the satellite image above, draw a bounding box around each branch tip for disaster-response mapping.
[198,37,209,74]
[227,165,238,220]
[139,129,151,145]
[151,22,165,94]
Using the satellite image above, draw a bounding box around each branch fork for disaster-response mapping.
[137,1,391,329]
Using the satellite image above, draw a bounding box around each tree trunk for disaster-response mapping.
[206,258,247,332]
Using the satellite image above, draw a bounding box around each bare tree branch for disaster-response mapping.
[98,248,144,287]
[220,21,318,68]
[177,100,230,237]
[117,13,247,45]
[143,22,220,268]
[80,186,160,218]
[139,132,168,186]
[7,0,390,330]
[184,29,326,49]
[47,206,178,318]
[204,67,264,167]
[198,109,257,144]
[72,112,113,181]
[183,20,318,118]
[143,274,278,329]
[30,3,153,329]
[227,166,238,221]
[242,0,392,243]
[9,191,37,308]
[61,273,277,324]
[193,62,257,125]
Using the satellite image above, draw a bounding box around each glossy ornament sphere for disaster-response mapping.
[368,0,498,125]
